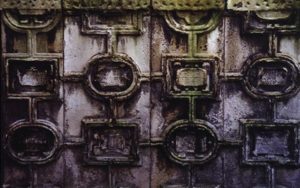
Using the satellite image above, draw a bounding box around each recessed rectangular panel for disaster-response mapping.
[176,68,207,87]
[83,119,139,165]
[243,122,299,165]
[7,59,58,97]
[165,57,217,97]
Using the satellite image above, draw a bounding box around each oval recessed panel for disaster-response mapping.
[164,121,218,165]
[6,121,60,164]
[243,55,299,99]
[86,54,140,100]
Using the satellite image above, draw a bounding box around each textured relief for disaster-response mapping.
[164,11,221,34]
[242,120,299,165]
[83,119,139,165]
[7,59,58,97]
[82,12,141,35]
[85,54,140,100]
[242,55,299,99]
[3,10,61,31]
[163,120,219,165]
[153,0,224,10]
[63,0,149,9]
[164,57,217,97]
[0,0,61,9]
[5,120,61,164]
[228,0,300,11]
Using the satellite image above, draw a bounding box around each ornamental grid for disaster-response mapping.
[1,1,300,188]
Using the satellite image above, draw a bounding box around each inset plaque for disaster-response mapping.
[242,120,299,165]
[85,54,141,100]
[242,55,299,99]
[82,119,139,165]
[163,120,219,165]
[164,57,218,98]
[5,120,61,164]
[7,59,58,97]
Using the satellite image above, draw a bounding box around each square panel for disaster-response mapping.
[164,56,218,97]
[6,59,59,97]
[242,120,299,165]
[82,119,139,165]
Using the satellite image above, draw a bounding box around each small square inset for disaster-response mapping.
[164,57,218,97]
[7,59,58,97]
[242,121,299,165]
[83,119,139,165]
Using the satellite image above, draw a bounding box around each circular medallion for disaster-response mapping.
[242,54,299,99]
[85,54,141,100]
[5,120,61,165]
[163,120,219,165]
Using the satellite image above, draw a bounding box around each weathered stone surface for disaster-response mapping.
[1,2,300,188]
